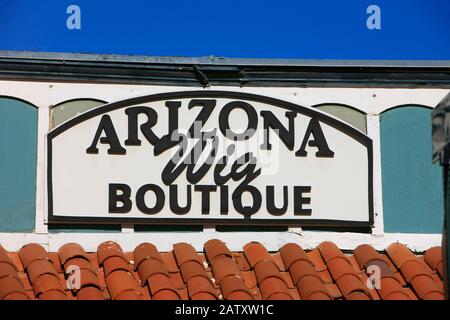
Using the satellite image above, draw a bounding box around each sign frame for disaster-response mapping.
[47,90,374,227]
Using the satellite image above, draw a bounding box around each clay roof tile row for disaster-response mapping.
[0,240,445,300]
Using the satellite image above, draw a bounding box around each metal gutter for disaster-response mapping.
[1,50,450,87]
[1,50,450,68]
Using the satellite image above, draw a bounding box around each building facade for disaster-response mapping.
[0,52,447,300]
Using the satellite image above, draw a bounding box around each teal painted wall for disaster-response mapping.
[381,106,443,233]
[0,97,37,232]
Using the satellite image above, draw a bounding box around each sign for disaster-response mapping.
[47,91,373,226]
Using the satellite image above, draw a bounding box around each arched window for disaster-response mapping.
[51,98,106,128]
[380,106,443,233]
[0,97,37,231]
[314,104,367,133]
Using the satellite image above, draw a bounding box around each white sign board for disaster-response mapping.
[47,91,373,226]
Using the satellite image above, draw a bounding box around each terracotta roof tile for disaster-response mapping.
[227,290,254,300]
[254,260,288,286]
[47,253,63,274]
[297,275,332,300]
[187,276,217,300]
[289,260,321,286]
[180,260,209,283]
[76,269,102,291]
[241,270,258,289]
[353,244,387,269]
[271,253,287,271]
[0,246,18,271]
[357,272,381,300]
[327,256,355,280]
[260,277,292,300]
[417,256,435,274]
[161,252,179,273]
[211,256,241,284]
[424,247,444,278]
[133,243,162,268]
[317,241,342,263]
[76,286,105,300]
[169,272,186,290]
[346,291,371,300]
[410,275,444,300]
[268,292,293,300]
[0,239,445,300]
[97,241,126,265]
[103,256,132,277]
[3,292,30,300]
[173,243,202,267]
[318,269,333,284]
[18,243,49,269]
[105,270,141,300]
[204,239,233,264]
[378,277,407,299]
[147,273,180,299]
[32,273,66,297]
[386,243,416,268]
[280,243,310,269]
[306,248,327,271]
[178,287,191,299]
[7,253,23,272]
[58,243,89,265]
[39,289,68,300]
[152,289,180,300]
[137,258,169,285]
[0,263,18,280]
[400,260,428,282]
[86,253,100,270]
[64,257,96,274]
[18,273,32,290]
[307,291,333,300]
[115,290,143,300]
[27,259,58,283]
[243,242,273,268]
[337,275,370,299]
[0,276,27,300]
[324,283,341,299]
[219,275,254,300]
[233,253,251,271]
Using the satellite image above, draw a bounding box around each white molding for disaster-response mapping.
[34,105,50,233]
[1,80,448,114]
[203,225,216,233]
[288,227,302,234]
[367,114,384,235]
[286,231,443,253]
[0,231,442,253]
[121,225,134,233]
[0,233,49,251]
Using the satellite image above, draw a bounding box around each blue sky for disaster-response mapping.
[0,0,449,59]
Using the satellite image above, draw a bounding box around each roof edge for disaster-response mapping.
[2,50,450,87]
[1,50,450,68]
